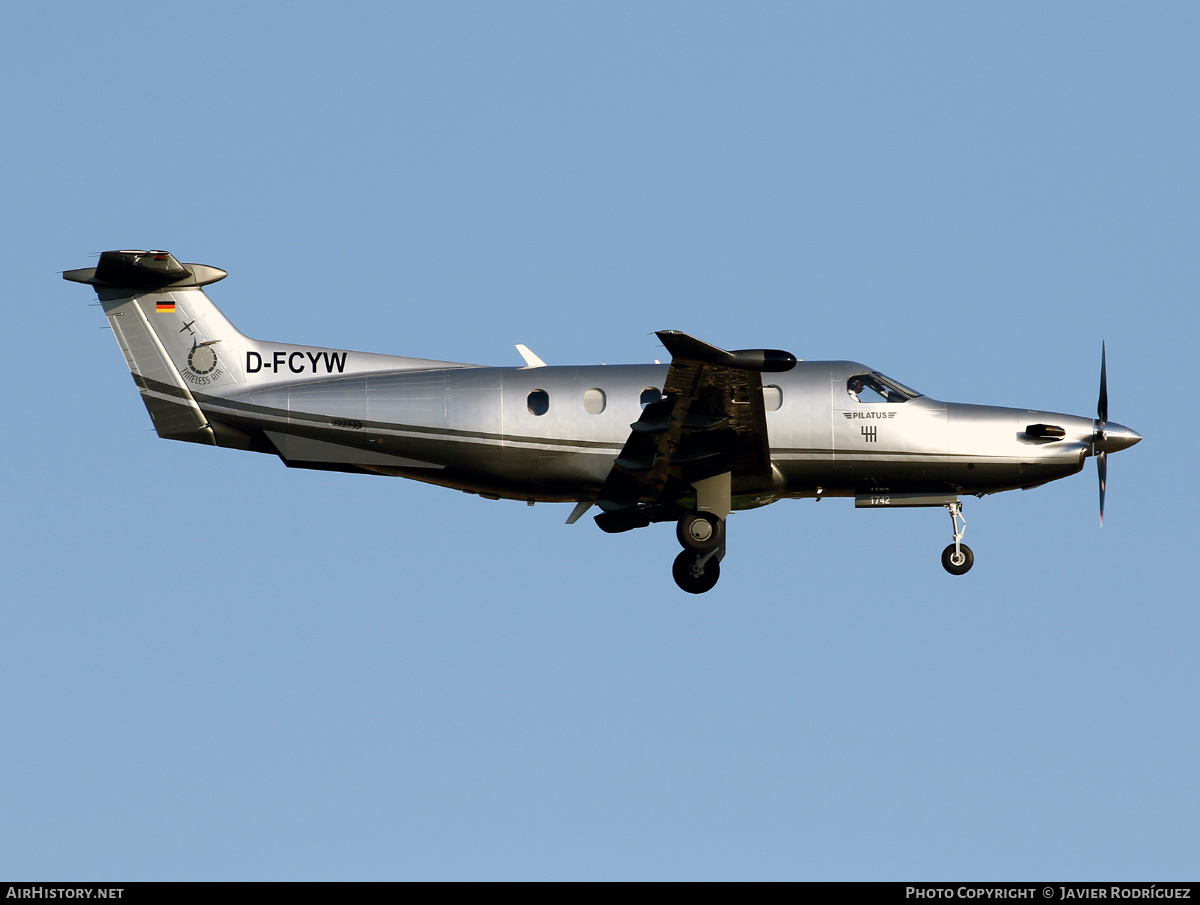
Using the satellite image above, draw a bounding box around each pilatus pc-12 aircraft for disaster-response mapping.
[67,250,1141,593]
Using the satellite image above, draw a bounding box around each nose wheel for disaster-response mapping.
[941,542,974,575]
[941,501,973,575]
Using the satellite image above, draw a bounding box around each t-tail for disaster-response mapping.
[65,249,473,449]
[66,250,245,446]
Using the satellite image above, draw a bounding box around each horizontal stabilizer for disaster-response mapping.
[64,250,227,290]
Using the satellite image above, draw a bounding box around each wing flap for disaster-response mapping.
[595,332,796,518]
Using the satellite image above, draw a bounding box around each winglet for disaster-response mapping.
[515,344,547,368]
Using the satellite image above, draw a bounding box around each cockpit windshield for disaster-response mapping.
[845,371,923,404]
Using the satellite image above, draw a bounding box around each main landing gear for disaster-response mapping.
[673,510,725,593]
[941,500,973,575]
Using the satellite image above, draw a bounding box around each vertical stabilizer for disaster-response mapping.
[66,250,243,445]
[67,249,482,449]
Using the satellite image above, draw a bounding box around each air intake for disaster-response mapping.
[1026,423,1066,440]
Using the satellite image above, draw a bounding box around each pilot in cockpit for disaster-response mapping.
[847,372,922,405]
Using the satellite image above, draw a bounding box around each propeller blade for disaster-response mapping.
[1097,341,1108,426]
[1097,450,1107,526]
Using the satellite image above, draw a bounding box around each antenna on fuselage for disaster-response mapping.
[515,344,547,368]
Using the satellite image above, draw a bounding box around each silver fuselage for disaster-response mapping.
[71,274,1136,511]
[66,250,1141,590]
[196,357,1116,506]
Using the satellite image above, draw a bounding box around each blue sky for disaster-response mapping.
[2,1,1197,880]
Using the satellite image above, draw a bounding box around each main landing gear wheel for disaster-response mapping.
[941,543,974,575]
[676,510,724,553]
[673,550,721,594]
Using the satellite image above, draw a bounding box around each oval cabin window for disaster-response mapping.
[583,388,606,415]
[763,385,783,412]
[527,389,550,416]
[640,387,662,407]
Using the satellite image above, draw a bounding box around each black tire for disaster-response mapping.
[673,550,721,594]
[676,510,724,553]
[941,543,974,575]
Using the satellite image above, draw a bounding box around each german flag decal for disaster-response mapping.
[156,301,175,313]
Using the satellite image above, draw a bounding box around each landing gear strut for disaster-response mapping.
[941,500,973,575]
[671,474,731,593]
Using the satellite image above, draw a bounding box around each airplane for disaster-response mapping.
[66,249,1141,593]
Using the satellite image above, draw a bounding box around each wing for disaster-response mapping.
[595,331,796,531]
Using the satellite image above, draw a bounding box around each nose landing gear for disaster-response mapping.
[941,500,973,575]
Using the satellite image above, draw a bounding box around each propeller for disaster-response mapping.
[1096,342,1107,525]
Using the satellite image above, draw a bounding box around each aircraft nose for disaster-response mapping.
[1097,421,1141,454]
